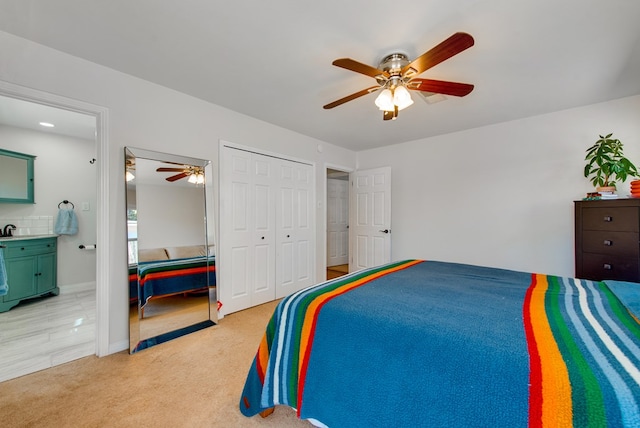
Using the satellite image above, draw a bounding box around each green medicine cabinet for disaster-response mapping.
[0,148,35,204]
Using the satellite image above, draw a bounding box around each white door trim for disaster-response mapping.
[0,80,111,357]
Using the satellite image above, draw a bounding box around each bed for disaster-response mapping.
[129,256,216,308]
[239,259,640,427]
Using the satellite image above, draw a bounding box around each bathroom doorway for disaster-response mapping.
[0,93,99,382]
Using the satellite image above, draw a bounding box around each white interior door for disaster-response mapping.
[327,178,349,267]
[221,145,315,314]
[220,147,276,315]
[276,159,314,298]
[251,155,277,306]
[350,167,391,271]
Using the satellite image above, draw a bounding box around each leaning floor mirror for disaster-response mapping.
[125,147,217,353]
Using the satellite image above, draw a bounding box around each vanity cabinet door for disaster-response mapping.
[4,257,38,302]
[36,252,57,294]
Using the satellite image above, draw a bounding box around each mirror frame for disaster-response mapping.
[125,147,216,353]
[0,148,35,203]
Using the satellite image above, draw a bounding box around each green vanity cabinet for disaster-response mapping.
[0,236,58,312]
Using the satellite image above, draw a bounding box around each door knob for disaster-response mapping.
[379,229,389,234]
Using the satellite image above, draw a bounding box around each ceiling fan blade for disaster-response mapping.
[401,32,474,78]
[156,167,186,172]
[332,58,389,79]
[166,172,188,182]
[323,86,380,109]
[407,78,474,97]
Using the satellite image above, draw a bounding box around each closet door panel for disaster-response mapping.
[276,160,314,298]
[222,146,315,312]
[230,247,249,298]
[221,149,253,313]
[251,156,276,306]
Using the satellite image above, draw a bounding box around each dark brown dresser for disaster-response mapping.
[574,198,640,282]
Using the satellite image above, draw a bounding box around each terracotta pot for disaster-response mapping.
[596,186,616,194]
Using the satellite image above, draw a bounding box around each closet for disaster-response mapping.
[219,145,314,315]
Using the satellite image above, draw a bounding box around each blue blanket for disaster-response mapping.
[240,260,640,427]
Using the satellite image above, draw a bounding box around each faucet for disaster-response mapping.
[2,224,16,237]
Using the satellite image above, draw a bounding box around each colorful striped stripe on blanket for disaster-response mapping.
[240,260,640,427]
[241,260,421,415]
[525,274,640,427]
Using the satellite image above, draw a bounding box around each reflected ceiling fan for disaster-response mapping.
[323,32,475,120]
[156,165,205,184]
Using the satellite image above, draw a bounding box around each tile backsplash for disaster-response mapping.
[0,216,54,236]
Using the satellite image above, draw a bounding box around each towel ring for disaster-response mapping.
[58,200,75,209]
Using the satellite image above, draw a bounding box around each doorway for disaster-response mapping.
[0,84,106,382]
[326,168,350,280]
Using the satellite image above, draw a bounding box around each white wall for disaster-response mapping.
[357,95,640,277]
[137,183,205,249]
[0,125,97,287]
[0,30,356,353]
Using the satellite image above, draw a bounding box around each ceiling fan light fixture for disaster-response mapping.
[393,85,414,110]
[375,88,395,111]
[125,171,135,182]
[188,174,198,184]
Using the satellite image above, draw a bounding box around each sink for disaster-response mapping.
[0,234,56,241]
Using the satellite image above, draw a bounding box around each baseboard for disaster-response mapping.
[108,340,130,355]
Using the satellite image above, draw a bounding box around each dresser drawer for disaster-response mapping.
[580,253,640,282]
[4,239,57,258]
[582,230,639,257]
[582,207,639,232]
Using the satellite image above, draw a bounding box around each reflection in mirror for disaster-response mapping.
[0,148,35,203]
[125,147,216,353]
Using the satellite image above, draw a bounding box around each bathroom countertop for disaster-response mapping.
[0,234,58,243]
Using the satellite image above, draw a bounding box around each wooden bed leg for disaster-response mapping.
[259,407,275,418]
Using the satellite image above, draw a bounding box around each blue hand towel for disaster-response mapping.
[0,247,8,297]
[55,208,79,235]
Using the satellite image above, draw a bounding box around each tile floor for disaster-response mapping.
[0,284,96,383]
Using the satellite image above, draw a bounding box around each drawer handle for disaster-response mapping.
[604,240,613,246]
[603,263,612,270]
[603,216,613,222]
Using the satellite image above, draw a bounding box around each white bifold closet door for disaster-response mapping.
[220,146,314,315]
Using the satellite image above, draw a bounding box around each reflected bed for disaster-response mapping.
[240,259,640,427]
[129,256,215,308]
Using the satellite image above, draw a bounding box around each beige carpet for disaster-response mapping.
[0,300,313,428]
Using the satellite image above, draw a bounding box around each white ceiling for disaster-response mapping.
[0,0,639,151]
[0,95,96,140]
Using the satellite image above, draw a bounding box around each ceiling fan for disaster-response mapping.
[323,32,475,121]
[156,165,205,183]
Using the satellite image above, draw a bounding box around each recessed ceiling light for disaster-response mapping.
[39,122,55,127]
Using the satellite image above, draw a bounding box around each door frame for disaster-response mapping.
[0,80,111,356]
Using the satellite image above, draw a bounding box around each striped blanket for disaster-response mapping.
[239,260,640,427]
[129,256,215,306]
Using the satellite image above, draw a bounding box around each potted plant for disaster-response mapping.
[584,133,639,192]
